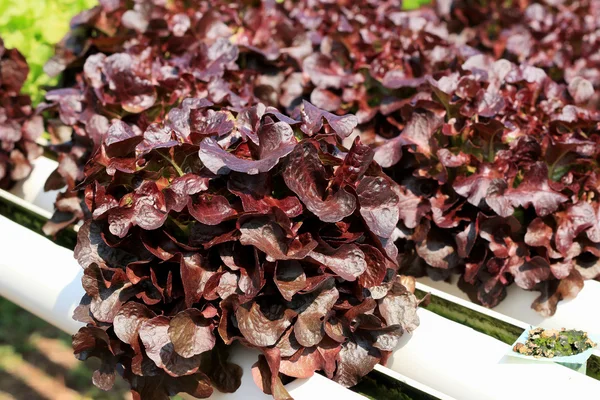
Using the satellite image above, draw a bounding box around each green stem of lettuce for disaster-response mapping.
[158,151,184,177]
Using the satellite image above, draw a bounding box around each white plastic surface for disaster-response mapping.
[207,345,366,400]
[9,156,60,215]
[418,275,600,334]
[0,214,84,334]
[283,372,366,400]
[389,309,600,400]
[373,364,456,400]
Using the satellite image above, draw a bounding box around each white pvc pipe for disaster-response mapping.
[418,278,600,358]
[418,275,600,334]
[9,156,60,216]
[0,214,365,400]
[0,214,84,334]
[282,372,366,400]
[388,309,600,400]
[416,281,528,330]
[373,364,456,400]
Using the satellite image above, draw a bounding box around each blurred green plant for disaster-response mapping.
[275,0,430,9]
[402,0,432,10]
[0,0,96,104]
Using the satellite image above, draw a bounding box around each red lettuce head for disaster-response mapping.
[72,99,421,399]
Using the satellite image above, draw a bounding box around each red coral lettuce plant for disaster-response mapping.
[72,98,421,399]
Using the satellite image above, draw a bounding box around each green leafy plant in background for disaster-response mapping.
[0,0,96,104]
[274,0,430,8]
[402,0,431,10]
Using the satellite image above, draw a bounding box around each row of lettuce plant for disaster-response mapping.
[0,0,597,398]
[0,37,43,189]
[436,0,599,107]
[42,0,600,315]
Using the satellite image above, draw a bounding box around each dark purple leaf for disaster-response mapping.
[300,100,358,138]
[235,302,295,347]
[283,141,356,223]
[309,244,367,281]
[199,135,296,175]
[168,309,216,358]
[357,176,400,237]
